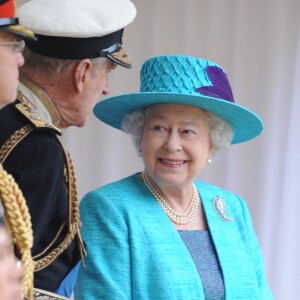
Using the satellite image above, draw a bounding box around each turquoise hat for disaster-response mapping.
[94,55,263,144]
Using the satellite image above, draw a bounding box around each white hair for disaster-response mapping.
[22,47,108,76]
[121,106,233,158]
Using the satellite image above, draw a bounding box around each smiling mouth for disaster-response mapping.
[159,159,186,166]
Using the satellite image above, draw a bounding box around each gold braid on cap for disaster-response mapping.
[7,25,36,38]
[0,164,34,300]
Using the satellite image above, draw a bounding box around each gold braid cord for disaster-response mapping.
[0,125,86,297]
[0,125,33,163]
[33,138,86,271]
[0,164,34,300]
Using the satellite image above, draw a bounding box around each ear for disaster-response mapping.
[74,59,93,93]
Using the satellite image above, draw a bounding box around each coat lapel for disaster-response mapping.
[136,179,205,299]
[197,181,260,300]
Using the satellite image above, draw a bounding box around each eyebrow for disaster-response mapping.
[150,115,201,127]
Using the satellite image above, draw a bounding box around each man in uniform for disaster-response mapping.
[0,0,35,109]
[0,0,136,298]
[0,1,36,299]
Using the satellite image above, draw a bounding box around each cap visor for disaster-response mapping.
[2,25,36,41]
[106,45,132,68]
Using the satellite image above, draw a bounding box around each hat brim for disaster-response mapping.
[106,45,132,68]
[24,32,130,67]
[94,92,263,144]
[1,24,36,41]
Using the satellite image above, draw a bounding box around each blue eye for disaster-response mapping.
[151,125,168,136]
[153,125,167,132]
[153,125,162,131]
[181,129,200,139]
[182,129,195,135]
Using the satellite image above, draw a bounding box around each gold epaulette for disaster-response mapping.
[16,92,61,135]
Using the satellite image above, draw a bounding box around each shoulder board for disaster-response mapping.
[16,93,61,135]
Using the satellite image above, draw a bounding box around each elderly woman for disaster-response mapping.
[75,55,273,299]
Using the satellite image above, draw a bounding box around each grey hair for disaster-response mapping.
[121,106,233,158]
[22,47,109,76]
[206,112,233,158]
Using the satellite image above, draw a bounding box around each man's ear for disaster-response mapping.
[74,59,93,93]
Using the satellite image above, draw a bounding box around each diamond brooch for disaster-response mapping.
[213,195,233,222]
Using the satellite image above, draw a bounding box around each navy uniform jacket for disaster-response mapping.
[0,75,81,292]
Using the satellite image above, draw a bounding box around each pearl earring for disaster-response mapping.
[207,157,212,164]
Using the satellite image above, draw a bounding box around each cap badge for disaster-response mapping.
[213,195,233,222]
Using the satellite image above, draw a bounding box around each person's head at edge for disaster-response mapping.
[93,55,263,209]
[0,0,35,110]
[0,1,34,297]
[17,0,136,128]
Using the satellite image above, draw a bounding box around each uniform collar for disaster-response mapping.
[18,73,61,128]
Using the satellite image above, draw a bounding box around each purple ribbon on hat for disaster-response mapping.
[195,66,235,103]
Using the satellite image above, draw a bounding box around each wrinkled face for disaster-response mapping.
[59,59,116,128]
[141,104,212,190]
[76,60,116,127]
[0,31,24,109]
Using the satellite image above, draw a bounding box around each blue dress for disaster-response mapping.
[179,230,224,299]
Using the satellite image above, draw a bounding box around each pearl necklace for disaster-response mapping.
[142,172,199,225]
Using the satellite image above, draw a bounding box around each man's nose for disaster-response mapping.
[102,81,110,95]
[16,52,25,67]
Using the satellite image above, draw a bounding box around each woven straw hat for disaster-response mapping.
[94,55,263,144]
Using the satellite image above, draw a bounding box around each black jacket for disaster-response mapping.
[0,100,80,292]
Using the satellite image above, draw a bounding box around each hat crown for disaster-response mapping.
[140,56,234,102]
[0,0,16,19]
[18,0,136,37]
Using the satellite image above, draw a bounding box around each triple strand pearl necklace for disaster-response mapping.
[142,172,199,225]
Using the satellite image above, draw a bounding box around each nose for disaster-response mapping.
[164,131,182,153]
[15,52,25,67]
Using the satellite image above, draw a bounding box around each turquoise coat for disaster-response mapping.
[75,173,273,299]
